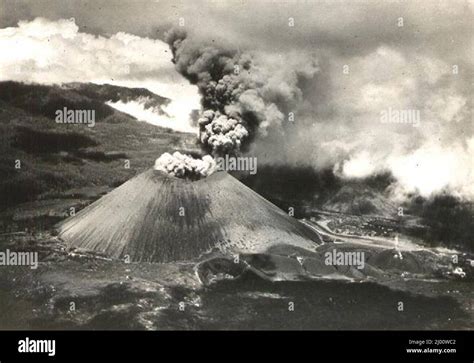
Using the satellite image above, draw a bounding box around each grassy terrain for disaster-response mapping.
[0,81,198,230]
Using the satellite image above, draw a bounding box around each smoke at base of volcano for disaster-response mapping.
[239,164,473,251]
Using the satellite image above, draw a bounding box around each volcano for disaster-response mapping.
[57,170,322,262]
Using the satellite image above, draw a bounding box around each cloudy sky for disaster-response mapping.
[0,0,472,199]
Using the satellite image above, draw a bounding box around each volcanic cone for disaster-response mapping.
[57,170,322,262]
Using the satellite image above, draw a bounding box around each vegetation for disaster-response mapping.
[0,81,196,212]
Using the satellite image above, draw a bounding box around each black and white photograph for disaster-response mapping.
[0,0,472,360]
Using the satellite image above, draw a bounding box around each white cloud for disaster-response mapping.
[106,99,197,134]
[294,45,473,199]
[337,151,379,179]
[0,17,200,125]
[388,140,474,200]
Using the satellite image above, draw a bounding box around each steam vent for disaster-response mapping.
[57,169,322,263]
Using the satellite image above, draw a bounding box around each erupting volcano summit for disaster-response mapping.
[56,28,326,263]
[57,169,322,263]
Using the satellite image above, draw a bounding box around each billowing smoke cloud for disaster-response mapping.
[155,28,318,179]
[165,28,318,157]
[197,110,248,155]
[154,152,216,180]
[303,46,473,201]
[158,27,473,198]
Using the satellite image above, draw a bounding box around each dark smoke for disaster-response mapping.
[165,28,317,157]
[404,194,474,252]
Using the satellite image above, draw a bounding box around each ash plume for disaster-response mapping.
[155,28,317,179]
[154,152,217,180]
[197,110,249,155]
[159,25,472,202]
[165,28,317,157]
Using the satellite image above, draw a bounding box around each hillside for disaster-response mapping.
[239,165,397,218]
[62,82,171,115]
[0,81,198,231]
[321,184,397,218]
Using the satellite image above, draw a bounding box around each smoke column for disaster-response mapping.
[155,28,317,179]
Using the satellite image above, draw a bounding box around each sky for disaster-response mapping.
[0,0,472,199]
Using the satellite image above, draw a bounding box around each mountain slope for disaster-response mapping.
[0,81,197,213]
[57,170,322,262]
[321,184,397,218]
[62,82,171,115]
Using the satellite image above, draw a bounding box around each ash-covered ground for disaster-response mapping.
[0,209,472,330]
